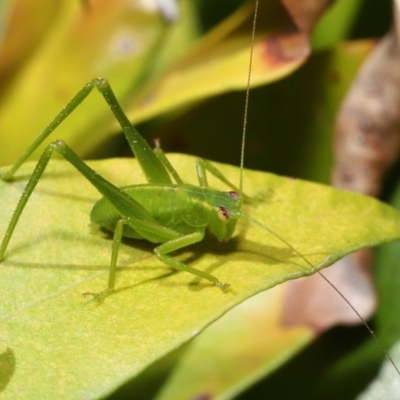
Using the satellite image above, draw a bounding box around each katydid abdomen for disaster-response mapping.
[90,183,241,243]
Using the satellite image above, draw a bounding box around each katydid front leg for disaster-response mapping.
[154,142,245,199]
[154,231,229,290]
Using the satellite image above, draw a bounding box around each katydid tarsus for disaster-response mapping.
[0,0,399,382]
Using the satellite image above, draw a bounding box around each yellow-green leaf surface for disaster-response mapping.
[1,155,400,398]
[154,284,313,400]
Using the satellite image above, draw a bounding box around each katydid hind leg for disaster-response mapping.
[1,78,171,185]
[0,140,176,263]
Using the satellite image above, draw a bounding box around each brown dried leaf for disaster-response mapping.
[332,34,400,196]
[281,0,334,33]
[282,249,376,332]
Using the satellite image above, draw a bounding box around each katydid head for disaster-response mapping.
[209,190,242,242]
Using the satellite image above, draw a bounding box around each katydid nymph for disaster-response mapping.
[0,0,399,383]
[0,75,244,293]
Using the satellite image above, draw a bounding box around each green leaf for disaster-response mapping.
[1,155,400,398]
[312,0,364,50]
[357,341,400,400]
[375,178,400,346]
[153,285,314,400]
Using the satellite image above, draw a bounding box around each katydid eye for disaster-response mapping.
[228,191,239,200]
[218,207,231,223]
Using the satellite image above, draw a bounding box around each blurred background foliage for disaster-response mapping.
[1,0,390,184]
[1,0,399,399]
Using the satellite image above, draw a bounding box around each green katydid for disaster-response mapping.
[0,75,244,293]
[0,0,399,381]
